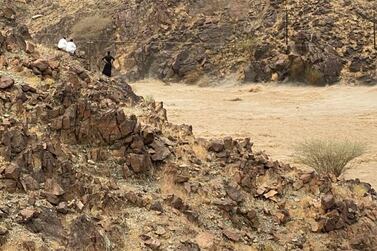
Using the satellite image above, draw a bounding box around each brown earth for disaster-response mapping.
[131,80,377,188]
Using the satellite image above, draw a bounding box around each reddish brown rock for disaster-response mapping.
[207,139,224,153]
[225,185,244,203]
[214,198,237,212]
[0,76,14,89]
[122,164,131,178]
[21,84,36,93]
[300,172,314,184]
[43,193,60,205]
[45,178,65,196]
[0,224,8,235]
[150,140,171,161]
[48,59,60,70]
[222,229,240,242]
[195,232,215,249]
[56,202,68,214]
[25,41,35,54]
[22,241,36,251]
[1,7,16,21]
[125,191,147,207]
[130,135,144,152]
[174,175,189,184]
[0,179,18,192]
[144,237,161,250]
[150,201,164,212]
[321,194,335,212]
[246,209,258,221]
[275,209,290,224]
[141,127,155,145]
[170,195,185,210]
[3,164,20,180]
[68,215,107,250]
[20,175,40,191]
[322,210,345,232]
[30,59,50,75]
[20,208,36,221]
[128,153,153,173]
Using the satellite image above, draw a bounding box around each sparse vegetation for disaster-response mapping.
[144,95,155,103]
[236,37,257,54]
[294,139,366,177]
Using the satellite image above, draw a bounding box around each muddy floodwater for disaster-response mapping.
[132,80,377,188]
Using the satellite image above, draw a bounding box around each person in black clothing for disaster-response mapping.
[102,51,115,77]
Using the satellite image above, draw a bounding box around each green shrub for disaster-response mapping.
[294,139,366,177]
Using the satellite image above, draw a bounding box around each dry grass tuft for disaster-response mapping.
[294,139,366,177]
[144,95,155,104]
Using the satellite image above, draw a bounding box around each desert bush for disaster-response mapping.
[294,139,366,177]
[144,95,155,103]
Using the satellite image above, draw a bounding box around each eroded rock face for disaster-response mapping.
[68,215,107,250]
[23,0,377,85]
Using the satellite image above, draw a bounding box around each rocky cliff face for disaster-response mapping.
[1,3,377,251]
[7,0,377,85]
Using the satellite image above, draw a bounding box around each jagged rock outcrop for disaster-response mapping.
[7,0,374,85]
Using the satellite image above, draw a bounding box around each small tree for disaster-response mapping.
[294,139,366,177]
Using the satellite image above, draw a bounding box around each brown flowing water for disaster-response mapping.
[132,80,377,188]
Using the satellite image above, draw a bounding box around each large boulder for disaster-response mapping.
[68,216,107,250]
[288,33,343,86]
[29,59,52,76]
[127,153,153,173]
[243,60,272,82]
[172,47,206,81]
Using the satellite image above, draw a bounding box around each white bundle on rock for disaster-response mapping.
[57,38,67,50]
[65,41,76,54]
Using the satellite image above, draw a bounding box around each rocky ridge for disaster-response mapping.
[7,0,377,85]
[1,4,377,251]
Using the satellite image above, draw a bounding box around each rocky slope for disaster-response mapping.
[6,0,377,85]
[1,4,377,251]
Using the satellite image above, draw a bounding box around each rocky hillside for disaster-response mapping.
[1,3,377,251]
[5,0,377,85]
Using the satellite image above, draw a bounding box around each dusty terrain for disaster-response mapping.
[132,81,377,187]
